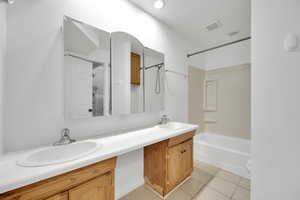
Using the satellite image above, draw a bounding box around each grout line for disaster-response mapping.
[206,183,236,200]
[215,175,241,185]
[190,177,214,200]
[230,184,239,199]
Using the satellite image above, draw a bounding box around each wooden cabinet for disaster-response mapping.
[0,158,116,200]
[144,131,195,197]
[131,53,141,85]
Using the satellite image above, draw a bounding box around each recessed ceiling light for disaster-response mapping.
[6,0,14,4]
[153,0,165,9]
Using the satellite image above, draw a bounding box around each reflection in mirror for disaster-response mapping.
[111,32,144,115]
[144,48,165,112]
[64,16,111,119]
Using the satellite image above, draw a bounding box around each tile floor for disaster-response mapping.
[120,161,251,200]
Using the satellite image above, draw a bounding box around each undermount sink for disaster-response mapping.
[157,122,189,130]
[17,141,100,167]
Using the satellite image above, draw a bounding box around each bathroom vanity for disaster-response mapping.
[0,124,197,200]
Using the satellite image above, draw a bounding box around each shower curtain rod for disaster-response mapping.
[166,69,188,77]
[144,63,164,70]
[187,36,251,58]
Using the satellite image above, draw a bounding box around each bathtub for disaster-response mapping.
[194,133,251,179]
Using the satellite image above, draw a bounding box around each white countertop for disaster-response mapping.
[0,122,198,194]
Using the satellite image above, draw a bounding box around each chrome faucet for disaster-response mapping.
[159,115,170,125]
[53,128,76,146]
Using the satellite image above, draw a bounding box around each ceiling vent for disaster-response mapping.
[205,20,222,31]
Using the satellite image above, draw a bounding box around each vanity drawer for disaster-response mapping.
[168,131,195,147]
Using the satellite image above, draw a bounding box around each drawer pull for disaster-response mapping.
[181,149,187,153]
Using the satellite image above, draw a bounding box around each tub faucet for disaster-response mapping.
[159,115,170,125]
[53,128,76,146]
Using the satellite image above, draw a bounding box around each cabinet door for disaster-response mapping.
[181,139,193,178]
[69,172,114,200]
[166,139,194,193]
[166,143,184,192]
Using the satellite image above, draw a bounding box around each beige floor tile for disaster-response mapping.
[239,178,251,190]
[195,187,230,200]
[192,168,214,184]
[216,170,241,184]
[180,177,205,197]
[208,177,237,198]
[119,196,130,200]
[194,161,201,167]
[125,185,158,200]
[166,189,191,200]
[195,162,220,175]
[232,187,250,200]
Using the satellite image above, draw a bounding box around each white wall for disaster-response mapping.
[252,0,300,199]
[4,0,191,198]
[0,3,6,156]
[188,66,205,133]
[188,39,250,70]
[5,0,190,151]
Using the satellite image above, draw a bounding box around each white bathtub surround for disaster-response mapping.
[0,122,198,197]
[194,133,250,179]
[204,64,251,140]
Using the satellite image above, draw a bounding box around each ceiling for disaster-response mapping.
[127,0,251,51]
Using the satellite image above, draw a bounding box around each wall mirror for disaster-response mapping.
[64,16,111,119]
[111,32,145,115]
[144,48,165,112]
[63,17,165,119]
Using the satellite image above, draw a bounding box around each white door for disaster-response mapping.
[65,56,93,119]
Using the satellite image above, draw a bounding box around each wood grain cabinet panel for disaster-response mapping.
[166,142,185,192]
[69,172,114,200]
[144,141,167,195]
[144,131,195,197]
[131,53,141,85]
[181,139,193,179]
